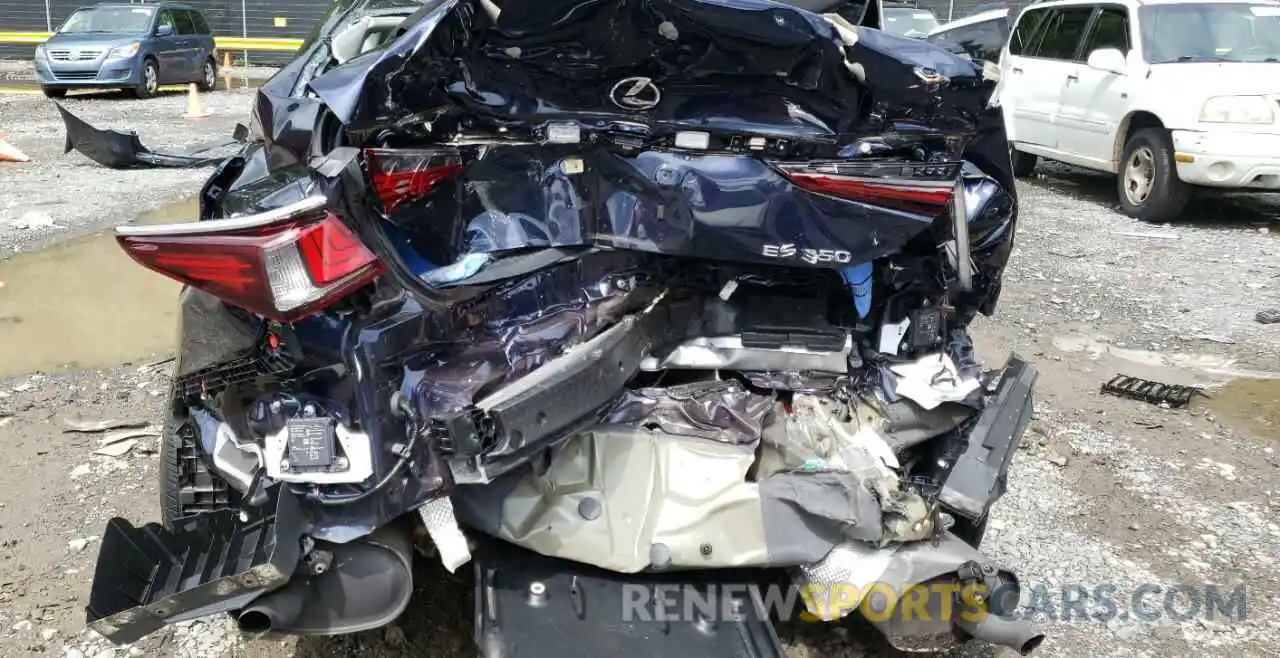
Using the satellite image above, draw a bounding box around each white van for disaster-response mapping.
[995,0,1280,221]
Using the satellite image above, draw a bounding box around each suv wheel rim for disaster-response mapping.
[204,63,214,88]
[144,65,157,94]
[1124,146,1155,205]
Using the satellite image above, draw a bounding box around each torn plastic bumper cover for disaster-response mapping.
[55,102,245,169]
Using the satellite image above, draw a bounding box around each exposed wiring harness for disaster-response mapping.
[314,391,423,506]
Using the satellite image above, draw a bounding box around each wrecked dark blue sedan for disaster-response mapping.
[74,0,1044,655]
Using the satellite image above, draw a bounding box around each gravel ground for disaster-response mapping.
[2,81,1280,658]
[0,63,259,255]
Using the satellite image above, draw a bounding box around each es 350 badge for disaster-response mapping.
[762,243,854,264]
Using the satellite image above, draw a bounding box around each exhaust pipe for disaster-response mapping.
[237,580,307,636]
[235,522,416,636]
[796,533,1046,655]
[959,614,1046,656]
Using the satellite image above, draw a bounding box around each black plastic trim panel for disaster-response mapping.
[938,353,1038,520]
[472,538,786,658]
[85,485,305,645]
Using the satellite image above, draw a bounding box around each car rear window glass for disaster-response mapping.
[928,17,1008,62]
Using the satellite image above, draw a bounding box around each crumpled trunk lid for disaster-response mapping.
[308,0,1003,271]
[312,0,869,133]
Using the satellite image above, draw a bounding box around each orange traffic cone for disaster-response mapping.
[0,134,29,163]
[183,83,210,120]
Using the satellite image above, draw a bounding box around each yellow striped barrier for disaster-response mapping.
[0,32,50,44]
[0,32,303,52]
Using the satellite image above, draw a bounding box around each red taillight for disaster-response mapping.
[364,148,463,213]
[116,196,383,322]
[780,168,956,215]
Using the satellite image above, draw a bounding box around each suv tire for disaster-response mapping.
[1117,128,1190,222]
[1010,148,1037,178]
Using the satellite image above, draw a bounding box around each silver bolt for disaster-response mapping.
[527,581,547,607]
[333,456,349,470]
[936,459,950,469]
[694,612,716,635]
[302,404,317,417]
[269,400,283,413]
[280,459,291,471]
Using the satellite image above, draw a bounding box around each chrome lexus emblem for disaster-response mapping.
[609,77,661,111]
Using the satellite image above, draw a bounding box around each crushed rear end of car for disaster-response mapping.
[82,1,1043,655]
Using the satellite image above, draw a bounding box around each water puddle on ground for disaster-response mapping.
[1052,333,1280,443]
[1204,379,1280,444]
[0,198,198,376]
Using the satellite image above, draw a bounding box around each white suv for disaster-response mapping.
[995,0,1280,221]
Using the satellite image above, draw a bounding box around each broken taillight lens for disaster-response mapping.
[777,165,956,216]
[364,148,463,213]
[115,196,383,323]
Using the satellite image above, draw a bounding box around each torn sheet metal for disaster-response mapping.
[55,103,242,169]
[453,423,886,572]
[453,390,934,572]
[638,335,854,374]
[604,380,774,444]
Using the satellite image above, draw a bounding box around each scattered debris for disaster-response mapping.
[1133,419,1164,429]
[1194,334,1235,345]
[1257,309,1280,325]
[1048,249,1090,259]
[7,212,57,230]
[1113,231,1179,240]
[62,417,149,433]
[10,620,32,632]
[39,628,56,641]
[98,427,159,447]
[92,439,139,458]
[1100,374,1204,408]
[67,536,97,553]
[136,356,175,375]
[68,464,91,479]
[0,418,11,430]
[1047,453,1069,467]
